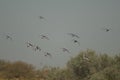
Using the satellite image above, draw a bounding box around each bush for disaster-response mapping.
[3,61,35,80]
[67,49,117,80]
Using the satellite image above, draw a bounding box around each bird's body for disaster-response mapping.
[40,35,49,40]
[6,35,12,40]
[40,16,44,19]
[34,46,41,51]
[72,39,80,46]
[105,28,111,32]
[39,16,47,22]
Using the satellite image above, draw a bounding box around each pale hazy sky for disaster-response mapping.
[0,0,120,69]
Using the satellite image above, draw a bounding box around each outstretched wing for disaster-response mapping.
[67,33,80,38]
[61,48,70,53]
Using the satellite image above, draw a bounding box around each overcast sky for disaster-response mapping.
[0,0,120,69]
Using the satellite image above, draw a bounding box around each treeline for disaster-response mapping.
[0,49,120,80]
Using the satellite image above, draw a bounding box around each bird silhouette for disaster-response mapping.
[0,33,14,40]
[39,16,47,21]
[102,26,112,32]
[34,45,41,51]
[67,33,80,38]
[5,35,13,40]
[104,28,111,32]
[40,35,49,40]
[44,52,52,57]
[26,42,34,48]
[39,16,44,19]
[72,39,80,46]
[61,48,70,53]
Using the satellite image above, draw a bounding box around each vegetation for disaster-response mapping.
[0,49,120,80]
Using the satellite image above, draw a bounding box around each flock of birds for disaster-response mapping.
[0,16,112,61]
[25,32,80,57]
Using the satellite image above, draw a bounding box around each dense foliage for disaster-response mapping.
[0,49,120,80]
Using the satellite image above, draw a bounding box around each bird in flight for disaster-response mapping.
[26,42,34,48]
[44,52,52,57]
[40,35,49,40]
[67,33,80,38]
[61,48,70,53]
[72,39,80,46]
[34,45,41,52]
[39,16,45,19]
[104,28,111,32]
[0,33,14,40]
[102,25,112,32]
[5,35,13,40]
[39,16,47,21]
